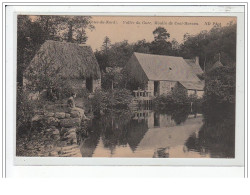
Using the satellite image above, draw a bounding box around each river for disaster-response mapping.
[79,105,235,158]
[16,105,235,158]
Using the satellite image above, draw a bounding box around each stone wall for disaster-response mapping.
[159,81,177,95]
[147,81,154,97]
[146,80,177,96]
[31,107,86,147]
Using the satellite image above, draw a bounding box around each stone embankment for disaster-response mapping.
[28,106,88,157]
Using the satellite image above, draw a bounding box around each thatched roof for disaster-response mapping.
[28,40,101,79]
[131,52,200,82]
[184,59,204,75]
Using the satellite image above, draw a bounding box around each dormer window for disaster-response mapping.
[169,67,172,70]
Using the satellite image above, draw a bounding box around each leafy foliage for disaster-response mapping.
[90,89,133,116]
[204,66,236,104]
[153,86,190,110]
[185,103,235,158]
[17,16,47,86]
[16,87,38,133]
[180,23,236,70]
[153,27,170,41]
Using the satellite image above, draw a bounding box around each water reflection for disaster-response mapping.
[185,104,235,158]
[78,104,235,158]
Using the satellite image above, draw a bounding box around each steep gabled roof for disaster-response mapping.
[28,40,101,79]
[179,81,205,91]
[133,52,200,82]
[184,59,204,75]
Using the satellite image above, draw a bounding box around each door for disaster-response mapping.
[86,77,93,92]
[154,81,159,96]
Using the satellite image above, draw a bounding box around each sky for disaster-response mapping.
[28,15,236,51]
[85,16,236,51]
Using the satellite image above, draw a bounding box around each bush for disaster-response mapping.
[16,87,36,134]
[204,66,236,104]
[171,86,189,105]
[153,87,189,110]
[90,89,109,115]
[90,88,133,116]
[112,88,133,108]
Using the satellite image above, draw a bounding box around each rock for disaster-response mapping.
[60,118,81,128]
[60,127,69,135]
[66,132,77,140]
[67,128,76,134]
[32,115,44,122]
[52,129,60,135]
[55,112,66,119]
[45,128,51,133]
[49,151,58,156]
[35,110,44,115]
[44,112,55,117]
[47,117,59,126]
[70,110,81,118]
[65,113,71,118]
[52,134,60,140]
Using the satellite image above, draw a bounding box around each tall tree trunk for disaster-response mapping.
[67,23,73,42]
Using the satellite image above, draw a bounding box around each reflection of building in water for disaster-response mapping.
[152,113,176,128]
[132,110,176,129]
[136,116,205,157]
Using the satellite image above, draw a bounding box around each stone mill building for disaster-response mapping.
[125,52,204,98]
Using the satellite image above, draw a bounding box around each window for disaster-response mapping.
[169,67,172,70]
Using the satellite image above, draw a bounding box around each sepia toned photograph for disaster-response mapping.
[16,15,237,159]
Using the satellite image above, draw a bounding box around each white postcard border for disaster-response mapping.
[4,4,246,177]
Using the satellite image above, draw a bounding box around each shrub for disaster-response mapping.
[90,89,109,115]
[153,87,189,110]
[204,66,236,104]
[90,88,133,116]
[112,88,133,108]
[171,86,189,105]
[16,87,36,134]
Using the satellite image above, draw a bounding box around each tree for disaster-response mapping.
[153,26,170,42]
[204,66,236,105]
[171,38,180,50]
[133,39,150,53]
[101,67,123,90]
[102,36,111,52]
[95,40,134,71]
[171,38,180,56]
[150,27,172,55]
[17,15,47,86]
[149,40,172,55]
[180,22,236,70]
[35,15,94,43]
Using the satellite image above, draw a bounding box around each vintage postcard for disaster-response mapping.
[15,14,241,162]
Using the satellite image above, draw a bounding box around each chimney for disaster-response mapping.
[195,56,199,66]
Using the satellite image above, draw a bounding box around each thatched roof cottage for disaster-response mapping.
[26,40,101,93]
[125,52,204,98]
